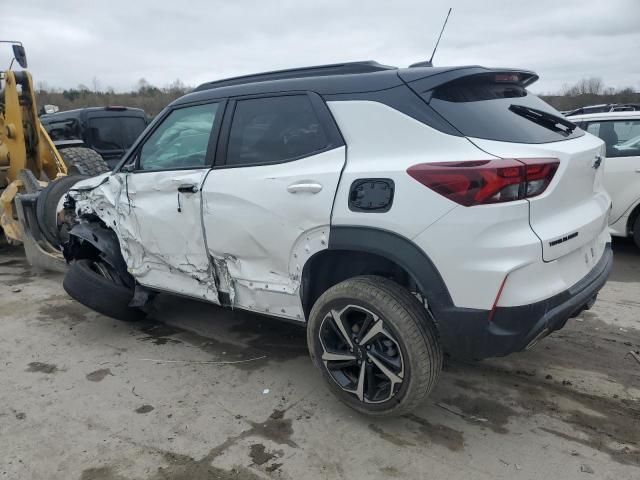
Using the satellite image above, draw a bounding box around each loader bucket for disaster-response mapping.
[14,193,67,273]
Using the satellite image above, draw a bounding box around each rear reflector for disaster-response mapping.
[407,158,559,206]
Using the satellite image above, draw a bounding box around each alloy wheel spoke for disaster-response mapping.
[331,309,354,349]
[358,318,385,346]
[322,351,356,362]
[368,352,403,385]
[355,360,367,402]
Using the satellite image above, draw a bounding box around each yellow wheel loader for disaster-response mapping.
[0,41,109,270]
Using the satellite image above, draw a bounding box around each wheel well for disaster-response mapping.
[628,203,640,235]
[300,249,421,318]
[64,220,134,288]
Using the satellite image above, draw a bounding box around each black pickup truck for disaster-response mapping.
[41,106,148,168]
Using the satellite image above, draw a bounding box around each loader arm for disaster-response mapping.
[1,70,67,244]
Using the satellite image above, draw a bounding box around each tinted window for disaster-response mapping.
[43,118,81,141]
[139,103,218,171]
[427,74,584,143]
[87,116,146,150]
[584,120,640,158]
[226,95,328,166]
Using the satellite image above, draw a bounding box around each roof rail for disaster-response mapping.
[195,61,397,92]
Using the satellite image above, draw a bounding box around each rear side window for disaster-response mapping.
[226,95,329,167]
[427,74,584,144]
[584,120,640,158]
[43,118,81,141]
[88,116,146,150]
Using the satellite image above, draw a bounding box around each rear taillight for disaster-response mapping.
[407,158,559,206]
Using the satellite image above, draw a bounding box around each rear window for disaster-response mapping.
[88,116,146,150]
[427,75,584,144]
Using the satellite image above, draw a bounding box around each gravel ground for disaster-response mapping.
[0,239,639,480]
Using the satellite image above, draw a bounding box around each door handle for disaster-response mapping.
[177,184,198,194]
[287,182,322,194]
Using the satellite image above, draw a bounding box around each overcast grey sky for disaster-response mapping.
[4,0,639,94]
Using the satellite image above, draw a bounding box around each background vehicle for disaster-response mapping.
[41,106,148,169]
[571,111,640,248]
[60,61,612,416]
[565,103,640,117]
[0,41,109,266]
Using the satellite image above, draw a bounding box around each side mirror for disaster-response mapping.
[121,162,136,173]
[43,104,59,114]
[12,44,27,68]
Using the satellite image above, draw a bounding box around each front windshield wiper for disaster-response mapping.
[509,104,577,135]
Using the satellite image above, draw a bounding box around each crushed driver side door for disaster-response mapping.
[119,101,224,302]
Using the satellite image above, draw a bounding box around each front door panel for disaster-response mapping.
[118,101,222,302]
[124,169,217,301]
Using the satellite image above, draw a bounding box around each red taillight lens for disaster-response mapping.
[407,158,559,206]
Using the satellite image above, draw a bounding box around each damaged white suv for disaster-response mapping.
[62,62,613,416]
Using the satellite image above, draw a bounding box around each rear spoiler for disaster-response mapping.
[398,66,539,93]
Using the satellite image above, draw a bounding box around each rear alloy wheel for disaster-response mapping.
[319,304,405,403]
[308,276,442,416]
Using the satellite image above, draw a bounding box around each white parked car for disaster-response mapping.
[60,62,613,416]
[570,111,640,248]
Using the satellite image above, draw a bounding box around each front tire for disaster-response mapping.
[307,275,442,416]
[63,259,143,322]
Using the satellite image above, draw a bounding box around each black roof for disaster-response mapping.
[194,61,396,91]
[173,61,538,106]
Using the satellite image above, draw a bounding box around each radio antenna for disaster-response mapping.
[410,8,452,68]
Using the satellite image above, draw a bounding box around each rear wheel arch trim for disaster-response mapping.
[627,200,640,235]
[315,226,455,313]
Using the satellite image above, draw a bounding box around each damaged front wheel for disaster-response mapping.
[63,259,144,322]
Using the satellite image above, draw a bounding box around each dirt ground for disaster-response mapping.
[1,239,639,480]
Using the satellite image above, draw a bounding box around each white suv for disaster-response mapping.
[61,62,613,416]
[569,111,640,248]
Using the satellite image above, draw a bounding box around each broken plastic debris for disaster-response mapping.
[580,464,594,474]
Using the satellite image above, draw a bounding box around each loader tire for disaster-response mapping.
[59,147,109,177]
[36,175,89,248]
[64,259,144,322]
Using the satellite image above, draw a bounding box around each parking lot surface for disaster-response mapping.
[1,240,639,480]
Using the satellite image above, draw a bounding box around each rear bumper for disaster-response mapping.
[437,243,613,360]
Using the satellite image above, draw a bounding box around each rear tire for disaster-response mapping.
[633,215,640,249]
[307,275,442,416]
[63,259,143,322]
[59,147,109,177]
